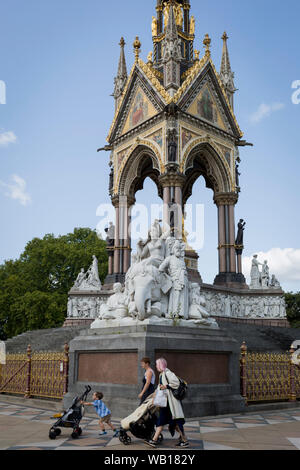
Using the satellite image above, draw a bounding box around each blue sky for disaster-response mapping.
[0,0,299,292]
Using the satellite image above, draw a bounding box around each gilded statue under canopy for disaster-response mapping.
[163,2,170,29]
[190,16,195,35]
[151,16,158,36]
[174,4,183,28]
[163,1,183,29]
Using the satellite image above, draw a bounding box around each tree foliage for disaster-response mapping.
[0,228,107,339]
[285,292,300,328]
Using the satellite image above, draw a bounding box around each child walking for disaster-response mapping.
[81,391,119,437]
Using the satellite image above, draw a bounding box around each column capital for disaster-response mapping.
[159,171,185,188]
[214,192,238,206]
[111,195,120,208]
[112,195,136,208]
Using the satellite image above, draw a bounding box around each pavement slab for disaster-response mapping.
[1,399,300,451]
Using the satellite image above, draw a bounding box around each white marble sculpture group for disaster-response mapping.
[200,291,286,319]
[70,255,102,292]
[250,255,281,290]
[66,223,286,325]
[67,296,104,319]
[91,220,218,329]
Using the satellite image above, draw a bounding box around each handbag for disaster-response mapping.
[153,388,168,408]
[165,373,188,401]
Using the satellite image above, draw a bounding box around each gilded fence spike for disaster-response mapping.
[25,344,32,399]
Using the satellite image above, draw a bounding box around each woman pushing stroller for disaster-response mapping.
[147,357,189,448]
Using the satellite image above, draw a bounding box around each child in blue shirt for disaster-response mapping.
[82,391,119,436]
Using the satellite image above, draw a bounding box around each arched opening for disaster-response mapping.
[184,176,218,285]
[131,177,163,254]
[182,142,232,202]
[182,142,237,285]
[118,144,162,199]
[113,144,164,279]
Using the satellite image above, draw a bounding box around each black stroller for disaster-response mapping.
[49,385,91,440]
[119,394,163,446]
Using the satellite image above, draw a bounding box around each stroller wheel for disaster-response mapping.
[49,429,57,440]
[71,427,81,439]
[119,430,132,446]
[54,428,61,436]
[123,435,132,446]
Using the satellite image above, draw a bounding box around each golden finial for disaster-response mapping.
[119,37,125,47]
[194,49,200,61]
[133,36,141,62]
[203,33,211,57]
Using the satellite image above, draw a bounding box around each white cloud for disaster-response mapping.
[0,174,31,206]
[243,248,300,287]
[250,102,285,124]
[0,130,17,147]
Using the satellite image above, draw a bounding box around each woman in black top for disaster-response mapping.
[138,357,156,404]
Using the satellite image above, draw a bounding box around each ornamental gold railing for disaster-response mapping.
[240,342,300,404]
[0,344,69,400]
[0,352,28,396]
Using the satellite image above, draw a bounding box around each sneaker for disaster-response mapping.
[176,440,189,447]
[99,431,107,436]
[146,439,158,448]
[113,429,119,437]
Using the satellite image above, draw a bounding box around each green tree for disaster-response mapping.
[285,292,300,328]
[0,228,108,339]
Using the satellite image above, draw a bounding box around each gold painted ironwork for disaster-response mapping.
[0,346,69,400]
[240,343,300,404]
[0,353,27,395]
[30,351,66,399]
[245,352,290,402]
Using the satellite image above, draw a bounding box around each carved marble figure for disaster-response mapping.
[250,255,263,289]
[159,239,189,320]
[101,283,128,320]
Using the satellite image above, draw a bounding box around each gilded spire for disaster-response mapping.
[220,32,236,109]
[152,0,193,71]
[113,37,128,109]
[162,2,182,95]
[165,1,179,41]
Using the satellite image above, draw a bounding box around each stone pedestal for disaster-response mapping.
[104,273,126,286]
[63,324,245,419]
[214,272,248,289]
[185,249,203,284]
[63,289,113,328]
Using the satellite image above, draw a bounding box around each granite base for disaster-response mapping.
[64,324,245,419]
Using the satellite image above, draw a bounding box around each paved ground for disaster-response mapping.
[1,399,300,450]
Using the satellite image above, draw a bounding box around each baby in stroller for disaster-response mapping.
[119,393,163,445]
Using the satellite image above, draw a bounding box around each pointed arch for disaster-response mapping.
[181,138,234,204]
[116,142,164,199]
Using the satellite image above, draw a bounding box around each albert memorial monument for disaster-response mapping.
[63,0,287,418]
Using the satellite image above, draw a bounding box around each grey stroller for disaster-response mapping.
[118,394,163,445]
